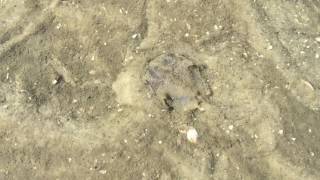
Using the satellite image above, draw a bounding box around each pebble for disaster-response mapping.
[56,23,62,29]
[52,79,58,85]
[89,70,96,75]
[187,127,198,143]
[99,170,107,174]
[132,33,139,39]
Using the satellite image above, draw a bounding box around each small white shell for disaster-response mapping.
[187,127,198,143]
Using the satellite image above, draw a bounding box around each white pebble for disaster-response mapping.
[99,170,107,174]
[56,23,62,29]
[187,127,198,143]
[52,79,58,85]
[89,70,96,75]
[132,33,139,39]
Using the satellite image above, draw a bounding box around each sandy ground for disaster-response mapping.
[0,0,320,179]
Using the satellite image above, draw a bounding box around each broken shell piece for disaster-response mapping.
[301,79,314,91]
[187,127,198,143]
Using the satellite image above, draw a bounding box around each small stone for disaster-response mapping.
[99,170,107,174]
[52,79,58,85]
[56,23,62,29]
[158,140,162,144]
[132,33,139,39]
[228,125,234,130]
[89,70,96,75]
[291,137,296,141]
[278,129,284,135]
[315,37,320,42]
[187,127,198,143]
[186,23,191,30]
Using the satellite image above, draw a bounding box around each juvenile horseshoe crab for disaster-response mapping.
[144,53,212,112]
